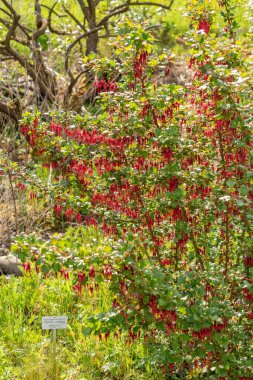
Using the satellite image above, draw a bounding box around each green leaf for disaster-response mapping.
[239,185,249,196]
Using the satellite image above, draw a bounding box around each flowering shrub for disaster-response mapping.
[13,1,253,378]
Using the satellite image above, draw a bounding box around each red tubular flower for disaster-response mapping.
[73,282,82,295]
[75,212,82,224]
[105,331,110,342]
[198,18,211,34]
[247,312,253,319]
[22,261,31,273]
[65,208,74,221]
[30,192,38,201]
[17,182,25,191]
[168,177,179,192]
[77,271,85,284]
[213,320,227,331]
[162,147,173,163]
[20,124,29,136]
[50,123,62,136]
[161,258,171,266]
[89,266,96,278]
[54,204,62,217]
[60,268,70,280]
[172,206,182,222]
[35,265,40,274]
[242,288,253,302]
[244,257,253,267]
[89,285,94,296]
[33,118,39,128]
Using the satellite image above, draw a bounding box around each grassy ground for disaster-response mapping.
[0,273,158,380]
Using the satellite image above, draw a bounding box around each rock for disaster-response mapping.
[0,255,23,276]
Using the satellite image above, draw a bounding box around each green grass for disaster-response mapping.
[0,272,159,380]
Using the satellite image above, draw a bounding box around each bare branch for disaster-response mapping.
[32,18,48,45]
[0,2,31,39]
[97,2,130,27]
[1,0,18,17]
[77,0,90,20]
[47,1,74,36]
[0,6,12,18]
[5,15,20,46]
[0,17,10,29]
[0,17,29,46]
[65,26,102,83]
[41,4,66,18]
[129,0,174,10]
[87,0,96,19]
[65,67,90,100]
[33,0,48,44]
[35,0,42,22]
[63,5,86,31]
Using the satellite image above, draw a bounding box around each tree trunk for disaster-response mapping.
[86,30,99,54]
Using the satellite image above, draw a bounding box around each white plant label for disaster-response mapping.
[42,316,68,330]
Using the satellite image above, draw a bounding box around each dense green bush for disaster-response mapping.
[10,1,253,378]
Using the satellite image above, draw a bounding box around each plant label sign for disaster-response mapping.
[42,316,68,330]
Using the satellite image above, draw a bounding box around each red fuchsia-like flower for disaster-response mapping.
[73,282,82,295]
[108,81,118,92]
[75,212,82,224]
[50,122,62,136]
[192,327,212,340]
[60,268,70,280]
[77,271,85,284]
[65,208,74,221]
[244,256,253,267]
[242,288,253,302]
[89,285,94,296]
[247,312,253,319]
[89,266,96,278]
[94,78,107,93]
[213,319,227,332]
[16,182,25,191]
[133,50,148,79]
[33,118,39,128]
[172,206,183,222]
[35,265,40,274]
[168,177,179,192]
[22,261,31,273]
[162,147,173,163]
[30,192,38,201]
[20,124,29,136]
[94,78,118,93]
[161,258,171,266]
[198,18,211,34]
[54,204,62,217]
[104,331,110,342]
